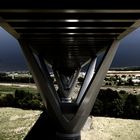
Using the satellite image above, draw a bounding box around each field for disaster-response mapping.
[0,107,140,140]
[0,108,40,140]
[82,116,140,140]
[0,83,37,95]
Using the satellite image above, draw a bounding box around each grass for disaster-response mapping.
[0,107,140,140]
[0,85,37,95]
[82,116,140,140]
[0,107,41,140]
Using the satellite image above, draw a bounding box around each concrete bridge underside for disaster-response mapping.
[1,1,140,139]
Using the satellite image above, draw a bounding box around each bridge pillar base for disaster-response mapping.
[56,132,81,140]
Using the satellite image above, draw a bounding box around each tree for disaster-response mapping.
[1,94,15,107]
[91,99,103,116]
[78,77,84,84]
[124,94,139,119]
[127,77,134,86]
[107,99,124,117]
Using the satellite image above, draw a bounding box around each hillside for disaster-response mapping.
[0,107,140,140]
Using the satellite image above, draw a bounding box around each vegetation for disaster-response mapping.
[0,85,37,94]
[0,108,41,140]
[0,86,140,119]
[91,88,140,119]
[0,72,34,83]
[0,72,140,119]
[0,84,44,110]
[78,76,84,84]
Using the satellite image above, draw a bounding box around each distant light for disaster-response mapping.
[67,33,76,35]
[65,19,79,22]
[65,10,78,13]
[66,27,78,29]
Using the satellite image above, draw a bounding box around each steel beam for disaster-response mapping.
[118,19,140,40]
[66,40,120,132]
[19,39,120,139]
[19,41,81,138]
[76,58,97,104]
[19,41,63,119]
[0,17,20,39]
[18,19,140,139]
[53,68,80,101]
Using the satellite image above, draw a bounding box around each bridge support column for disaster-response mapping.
[19,39,120,140]
[56,132,81,140]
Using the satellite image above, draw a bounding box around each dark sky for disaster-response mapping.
[0,27,140,71]
[0,27,27,71]
[111,27,140,67]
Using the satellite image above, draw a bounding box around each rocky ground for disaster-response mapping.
[0,108,140,140]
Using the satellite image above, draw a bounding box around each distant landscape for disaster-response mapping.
[0,70,140,119]
[110,66,140,71]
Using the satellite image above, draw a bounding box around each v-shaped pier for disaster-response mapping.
[1,1,140,139]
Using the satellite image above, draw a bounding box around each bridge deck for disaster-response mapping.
[0,0,140,72]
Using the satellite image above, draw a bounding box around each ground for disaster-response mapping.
[82,116,140,140]
[0,107,140,140]
[0,108,40,140]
